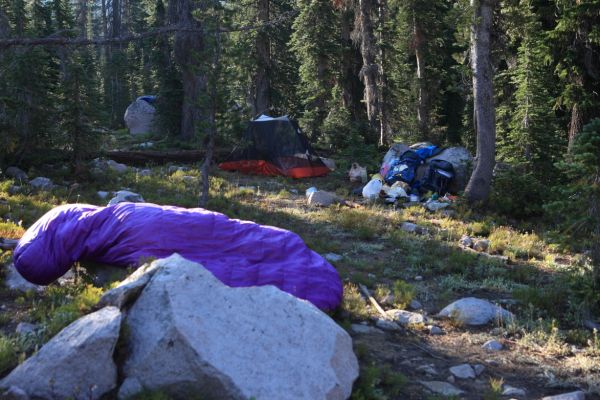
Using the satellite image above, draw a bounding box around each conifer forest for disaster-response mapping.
[1,1,600,398]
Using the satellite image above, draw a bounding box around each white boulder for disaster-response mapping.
[438,297,513,326]
[0,307,122,400]
[124,99,156,135]
[107,190,145,206]
[121,254,358,400]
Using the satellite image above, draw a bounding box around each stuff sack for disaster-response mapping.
[384,150,423,185]
[349,162,368,183]
[422,159,454,195]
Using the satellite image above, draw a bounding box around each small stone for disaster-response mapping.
[375,319,401,331]
[429,326,444,335]
[416,365,439,376]
[449,363,476,379]
[401,222,419,233]
[107,190,145,206]
[482,339,503,351]
[106,160,128,174]
[138,169,152,177]
[459,235,473,247]
[1,386,30,400]
[307,190,340,207]
[350,324,383,335]
[15,323,37,336]
[409,299,423,310]
[97,191,109,200]
[473,364,485,376]
[117,377,143,400]
[420,381,464,397]
[473,239,490,252]
[324,253,343,263]
[29,177,53,191]
[502,385,526,397]
[386,309,425,326]
[541,391,585,400]
[8,186,21,195]
[415,275,423,281]
[446,375,455,383]
[380,293,395,306]
[5,167,28,181]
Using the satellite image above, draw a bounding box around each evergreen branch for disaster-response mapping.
[0,11,298,49]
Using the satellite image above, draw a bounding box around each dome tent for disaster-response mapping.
[219,115,331,178]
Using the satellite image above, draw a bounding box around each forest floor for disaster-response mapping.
[0,141,599,399]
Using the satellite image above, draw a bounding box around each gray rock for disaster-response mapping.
[324,253,343,263]
[380,293,395,306]
[459,235,473,248]
[429,326,444,335]
[409,299,423,310]
[181,175,197,184]
[401,222,419,233]
[416,365,439,376]
[8,186,21,195]
[542,391,585,400]
[107,190,145,206]
[386,309,425,326]
[117,377,143,400]
[1,386,30,400]
[307,190,340,207]
[124,99,156,135]
[473,239,490,252]
[374,318,400,331]
[502,385,526,397]
[138,169,152,177]
[449,364,475,379]
[473,364,485,376]
[106,160,128,174]
[97,262,160,309]
[0,307,121,400]
[97,191,109,200]
[29,177,53,191]
[5,167,28,181]
[446,375,455,383]
[420,381,464,397]
[438,297,514,326]
[123,254,358,400]
[424,200,451,212]
[482,339,503,351]
[4,263,44,293]
[350,324,383,335]
[425,147,472,193]
[15,323,37,336]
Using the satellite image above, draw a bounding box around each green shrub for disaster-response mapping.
[489,166,545,219]
[392,280,415,309]
[0,334,17,374]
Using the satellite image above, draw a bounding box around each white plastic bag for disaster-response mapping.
[362,178,383,200]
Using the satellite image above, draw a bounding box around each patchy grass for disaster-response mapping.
[0,334,17,375]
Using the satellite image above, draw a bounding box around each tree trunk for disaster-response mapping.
[568,101,583,151]
[169,0,207,141]
[357,0,381,133]
[413,12,429,140]
[465,0,496,204]
[340,8,363,121]
[253,0,271,116]
[377,0,390,146]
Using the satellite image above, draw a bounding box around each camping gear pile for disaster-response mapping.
[219,115,331,178]
[13,202,342,310]
[359,143,464,206]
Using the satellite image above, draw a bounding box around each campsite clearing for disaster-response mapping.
[0,162,599,399]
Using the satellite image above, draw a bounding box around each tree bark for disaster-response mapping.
[169,0,207,141]
[568,102,583,151]
[377,0,390,145]
[340,8,363,121]
[252,0,271,116]
[356,0,381,133]
[465,0,496,204]
[413,12,429,140]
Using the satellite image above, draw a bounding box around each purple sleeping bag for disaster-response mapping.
[13,203,343,310]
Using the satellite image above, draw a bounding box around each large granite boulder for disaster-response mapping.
[124,99,156,135]
[0,307,122,400]
[120,254,358,400]
[5,167,28,182]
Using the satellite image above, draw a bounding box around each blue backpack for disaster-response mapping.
[384,150,424,185]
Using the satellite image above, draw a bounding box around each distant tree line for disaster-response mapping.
[0,0,599,200]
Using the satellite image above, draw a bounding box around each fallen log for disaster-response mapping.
[105,148,230,166]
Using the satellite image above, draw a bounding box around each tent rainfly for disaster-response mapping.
[219,115,331,178]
